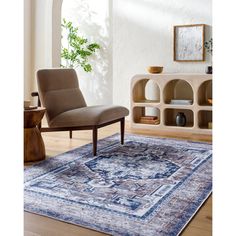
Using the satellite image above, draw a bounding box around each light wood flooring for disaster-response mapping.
[24,121,212,236]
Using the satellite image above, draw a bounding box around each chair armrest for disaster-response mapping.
[31,92,41,107]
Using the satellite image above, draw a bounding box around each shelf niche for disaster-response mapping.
[198,110,212,129]
[163,79,193,104]
[164,109,193,127]
[133,79,160,103]
[133,106,160,125]
[198,80,212,106]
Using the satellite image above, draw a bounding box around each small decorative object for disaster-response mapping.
[208,122,212,129]
[204,38,213,74]
[208,98,212,105]
[24,100,31,108]
[174,24,205,61]
[205,66,212,74]
[147,66,163,74]
[176,112,186,126]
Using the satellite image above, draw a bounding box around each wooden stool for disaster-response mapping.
[24,107,46,162]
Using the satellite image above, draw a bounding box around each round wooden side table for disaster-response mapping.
[24,107,46,162]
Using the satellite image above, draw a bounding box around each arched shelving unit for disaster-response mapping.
[198,110,212,129]
[131,74,212,135]
[198,80,212,106]
[163,79,193,104]
[133,79,160,103]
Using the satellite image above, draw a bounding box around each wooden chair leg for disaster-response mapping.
[69,130,72,139]
[120,117,125,145]
[93,127,97,156]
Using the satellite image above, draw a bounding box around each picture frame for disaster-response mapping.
[173,24,205,62]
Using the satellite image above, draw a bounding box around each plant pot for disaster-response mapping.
[176,112,186,127]
[206,66,212,74]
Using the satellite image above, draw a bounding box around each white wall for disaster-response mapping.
[52,0,63,67]
[24,0,33,100]
[62,0,112,106]
[33,0,53,76]
[24,0,53,103]
[24,0,112,106]
[113,0,212,109]
[24,0,212,109]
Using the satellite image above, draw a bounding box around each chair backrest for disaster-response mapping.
[37,68,87,124]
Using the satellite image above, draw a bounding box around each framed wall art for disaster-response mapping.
[173,24,205,61]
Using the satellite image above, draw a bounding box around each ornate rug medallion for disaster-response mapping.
[24,134,212,236]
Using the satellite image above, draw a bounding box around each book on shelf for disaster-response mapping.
[140,120,160,125]
[140,116,158,120]
[170,99,193,105]
[139,116,160,125]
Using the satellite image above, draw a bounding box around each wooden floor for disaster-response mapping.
[24,121,212,236]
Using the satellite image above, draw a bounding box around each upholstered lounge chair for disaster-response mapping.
[34,68,129,156]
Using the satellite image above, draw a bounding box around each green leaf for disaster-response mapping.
[87,43,100,52]
[61,18,101,72]
[83,64,92,72]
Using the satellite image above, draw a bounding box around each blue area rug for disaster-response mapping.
[24,134,212,236]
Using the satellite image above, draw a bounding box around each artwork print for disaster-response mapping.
[174,24,205,61]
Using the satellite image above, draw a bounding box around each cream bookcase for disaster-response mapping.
[131,74,212,135]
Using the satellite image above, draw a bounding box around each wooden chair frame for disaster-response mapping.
[32,92,125,156]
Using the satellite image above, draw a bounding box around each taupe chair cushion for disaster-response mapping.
[49,105,129,127]
[37,69,87,123]
[37,68,129,128]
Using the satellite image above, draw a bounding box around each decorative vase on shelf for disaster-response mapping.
[204,38,213,74]
[206,66,212,74]
[176,112,186,126]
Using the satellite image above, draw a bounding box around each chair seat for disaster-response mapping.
[49,105,129,127]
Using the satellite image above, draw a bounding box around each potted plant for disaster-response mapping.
[61,18,100,72]
[204,38,213,74]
